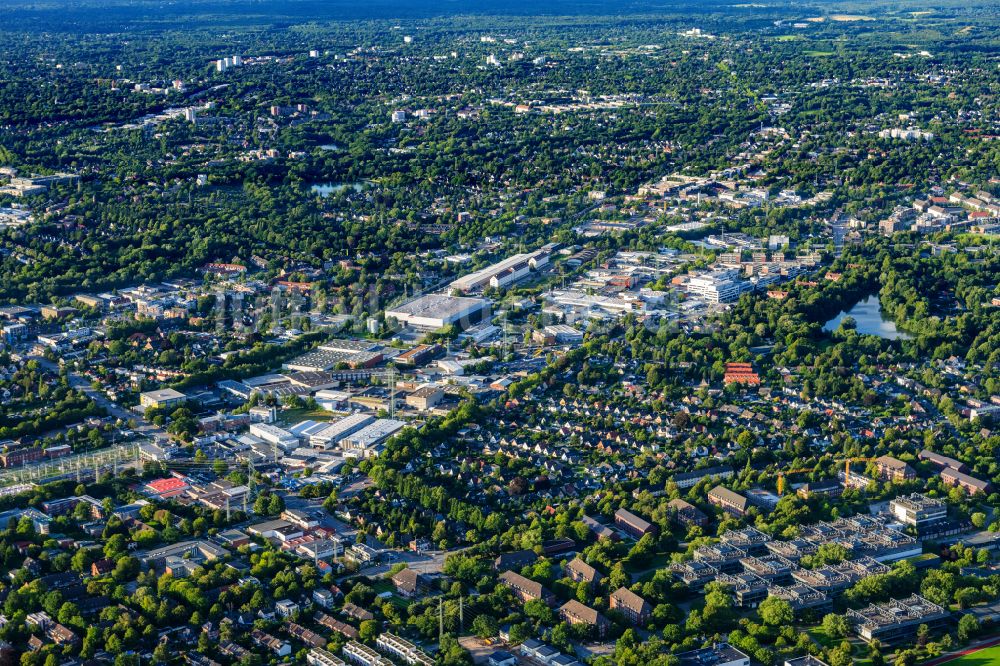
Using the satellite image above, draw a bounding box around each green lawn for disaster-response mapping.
[372,579,411,609]
[278,407,339,426]
[624,552,672,575]
[808,628,838,649]
[939,645,1000,666]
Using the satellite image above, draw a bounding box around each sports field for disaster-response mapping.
[937,645,1000,666]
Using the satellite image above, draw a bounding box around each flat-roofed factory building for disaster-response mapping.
[386,294,491,331]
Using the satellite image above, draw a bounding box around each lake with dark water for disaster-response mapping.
[310,181,366,197]
[822,295,912,340]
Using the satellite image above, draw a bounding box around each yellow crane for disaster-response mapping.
[776,468,815,496]
[777,457,879,495]
[841,457,878,485]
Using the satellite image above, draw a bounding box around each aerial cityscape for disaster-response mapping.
[0,1,999,665]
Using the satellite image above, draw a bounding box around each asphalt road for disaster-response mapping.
[33,355,171,444]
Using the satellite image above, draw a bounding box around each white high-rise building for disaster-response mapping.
[686,269,750,303]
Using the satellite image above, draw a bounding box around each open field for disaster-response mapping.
[938,645,1000,666]
[927,643,1000,666]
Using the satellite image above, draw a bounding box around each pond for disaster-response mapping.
[822,294,912,340]
[309,181,366,197]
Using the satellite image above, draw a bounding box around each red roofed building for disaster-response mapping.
[202,263,247,276]
[145,476,189,498]
[724,363,760,386]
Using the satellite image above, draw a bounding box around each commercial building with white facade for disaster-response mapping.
[339,419,405,457]
[449,246,553,293]
[248,423,298,451]
[309,413,376,449]
[385,294,490,331]
[686,269,752,303]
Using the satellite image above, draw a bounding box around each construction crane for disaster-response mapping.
[776,468,815,496]
[777,456,879,495]
[840,457,878,485]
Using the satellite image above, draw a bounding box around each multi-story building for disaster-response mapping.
[343,641,394,666]
[720,527,771,555]
[558,600,610,637]
[405,386,445,411]
[394,344,444,367]
[315,612,360,639]
[847,595,950,644]
[614,508,657,539]
[874,456,917,482]
[708,486,750,516]
[307,648,347,666]
[347,543,379,564]
[666,498,709,527]
[275,599,299,618]
[740,554,795,583]
[609,587,652,624]
[796,479,843,500]
[889,493,947,527]
[313,589,336,609]
[0,447,45,468]
[250,630,291,657]
[670,560,719,591]
[565,557,602,587]
[581,515,618,541]
[286,622,326,648]
[281,508,319,530]
[139,388,187,410]
[791,558,890,596]
[494,549,538,571]
[716,572,769,608]
[766,584,832,614]
[391,568,425,598]
[672,465,734,489]
[693,542,747,573]
[676,643,750,666]
[940,468,992,494]
[686,269,751,303]
[918,449,968,473]
[499,571,556,605]
[784,657,831,666]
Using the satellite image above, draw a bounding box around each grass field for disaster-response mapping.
[939,645,1000,666]
[277,407,340,426]
[372,579,412,610]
